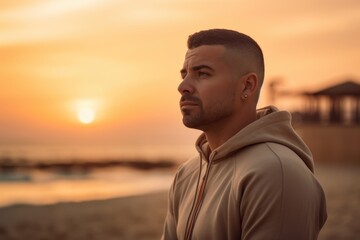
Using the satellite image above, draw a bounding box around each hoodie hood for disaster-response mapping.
[195,105,314,172]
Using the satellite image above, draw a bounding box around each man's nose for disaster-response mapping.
[178,77,194,95]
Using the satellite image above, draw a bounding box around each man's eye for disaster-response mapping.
[198,72,210,77]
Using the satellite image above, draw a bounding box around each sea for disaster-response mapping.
[0,144,195,207]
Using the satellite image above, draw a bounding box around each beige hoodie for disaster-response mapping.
[162,106,327,240]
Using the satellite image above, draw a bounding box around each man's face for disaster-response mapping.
[178,45,242,131]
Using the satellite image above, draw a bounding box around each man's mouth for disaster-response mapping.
[180,101,198,110]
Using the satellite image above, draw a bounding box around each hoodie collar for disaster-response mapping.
[195,106,314,171]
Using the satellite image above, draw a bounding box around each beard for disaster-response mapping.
[181,93,236,130]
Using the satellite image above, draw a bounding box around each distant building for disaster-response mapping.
[270,79,360,164]
[300,80,360,125]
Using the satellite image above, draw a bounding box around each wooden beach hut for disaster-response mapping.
[301,80,360,125]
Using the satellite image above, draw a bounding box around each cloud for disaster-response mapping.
[0,0,102,20]
[0,0,194,47]
[268,7,360,37]
[0,0,105,46]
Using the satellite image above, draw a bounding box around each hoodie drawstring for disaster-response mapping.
[184,155,202,240]
[184,154,215,240]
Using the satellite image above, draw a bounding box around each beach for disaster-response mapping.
[0,191,168,240]
[0,164,359,240]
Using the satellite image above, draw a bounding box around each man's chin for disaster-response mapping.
[182,117,201,129]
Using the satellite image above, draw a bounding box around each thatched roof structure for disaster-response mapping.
[300,80,360,124]
[309,80,360,96]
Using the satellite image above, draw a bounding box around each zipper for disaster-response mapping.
[184,151,216,240]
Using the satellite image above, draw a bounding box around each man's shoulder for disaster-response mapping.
[232,142,311,178]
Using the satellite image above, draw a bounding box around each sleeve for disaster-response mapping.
[238,150,326,240]
[161,172,179,240]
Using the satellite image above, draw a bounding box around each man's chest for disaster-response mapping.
[175,171,241,240]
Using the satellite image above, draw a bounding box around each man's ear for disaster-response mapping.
[241,72,258,101]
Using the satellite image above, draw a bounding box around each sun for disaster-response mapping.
[73,99,100,125]
[77,107,95,124]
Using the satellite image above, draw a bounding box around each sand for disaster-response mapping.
[0,164,359,240]
[316,164,360,240]
[0,191,168,240]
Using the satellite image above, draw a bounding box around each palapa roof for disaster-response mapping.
[309,80,360,96]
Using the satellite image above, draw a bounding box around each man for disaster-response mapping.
[162,29,327,240]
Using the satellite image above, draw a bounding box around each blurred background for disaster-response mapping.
[0,0,359,239]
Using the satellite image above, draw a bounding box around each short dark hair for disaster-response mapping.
[187,29,265,83]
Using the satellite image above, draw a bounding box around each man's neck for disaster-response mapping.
[204,109,257,151]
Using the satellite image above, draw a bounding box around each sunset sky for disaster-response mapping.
[0,0,359,148]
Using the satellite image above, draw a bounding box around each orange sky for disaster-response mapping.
[0,0,359,146]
